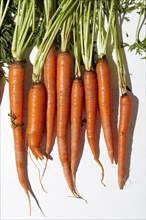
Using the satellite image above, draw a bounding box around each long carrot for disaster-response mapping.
[118,94,132,189]
[96,0,115,164]
[44,45,56,157]
[8,0,35,212]
[79,1,104,183]
[9,62,31,209]
[84,71,104,181]
[26,83,46,160]
[96,57,114,163]
[71,78,84,179]
[57,51,75,194]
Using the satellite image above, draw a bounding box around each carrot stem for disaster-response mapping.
[102,0,114,56]
[73,6,81,78]
[0,0,11,28]
[135,0,145,42]
[61,14,73,52]
[11,0,35,61]
[112,8,127,94]
[80,0,97,71]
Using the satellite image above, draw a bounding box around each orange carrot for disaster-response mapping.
[9,62,31,209]
[71,78,84,179]
[26,83,46,160]
[84,71,104,182]
[118,93,132,189]
[44,45,57,156]
[57,51,76,195]
[96,57,114,163]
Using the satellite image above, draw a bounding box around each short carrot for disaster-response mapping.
[71,78,84,179]
[96,57,114,163]
[118,94,132,189]
[26,83,46,160]
[9,62,31,209]
[84,71,104,181]
[111,4,132,189]
[44,45,57,157]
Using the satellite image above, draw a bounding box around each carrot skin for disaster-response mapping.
[118,94,132,189]
[84,71,104,182]
[57,52,75,193]
[84,71,99,159]
[26,83,46,160]
[44,45,57,156]
[71,78,84,176]
[96,58,114,163]
[9,62,31,207]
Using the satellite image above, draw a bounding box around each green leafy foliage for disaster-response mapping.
[0,0,17,66]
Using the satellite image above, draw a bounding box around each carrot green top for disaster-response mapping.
[73,6,81,78]
[11,0,35,61]
[111,0,127,95]
[80,0,97,71]
[97,0,114,58]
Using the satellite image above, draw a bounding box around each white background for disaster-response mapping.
[0,12,145,219]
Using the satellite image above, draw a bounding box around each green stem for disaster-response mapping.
[44,0,55,30]
[102,0,114,56]
[98,0,105,57]
[12,0,21,59]
[61,14,73,52]
[84,1,91,64]
[0,0,10,28]
[17,2,34,60]
[12,0,35,61]
[21,2,35,58]
[17,0,30,46]
[135,0,145,42]
[80,0,96,71]
[18,0,27,35]
[112,10,127,94]
[89,0,97,69]
[73,6,81,78]
[79,1,84,65]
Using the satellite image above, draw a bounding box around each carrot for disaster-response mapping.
[84,71,104,182]
[57,51,75,194]
[96,57,114,163]
[26,83,46,160]
[71,78,84,179]
[44,45,57,156]
[9,62,31,210]
[118,94,132,189]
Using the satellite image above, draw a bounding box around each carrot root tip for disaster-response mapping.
[118,178,125,189]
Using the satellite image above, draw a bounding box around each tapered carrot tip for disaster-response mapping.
[108,152,114,164]
[110,156,114,164]
[118,177,125,189]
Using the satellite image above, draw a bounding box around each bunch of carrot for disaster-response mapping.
[2,0,133,215]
